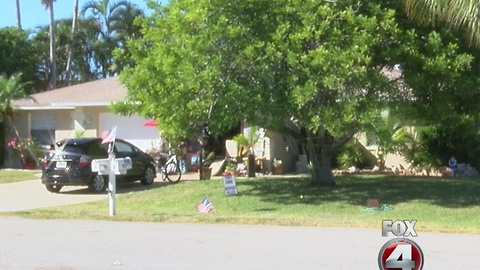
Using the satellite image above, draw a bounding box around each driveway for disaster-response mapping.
[0,172,187,213]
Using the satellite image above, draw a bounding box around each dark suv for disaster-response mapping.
[42,138,157,193]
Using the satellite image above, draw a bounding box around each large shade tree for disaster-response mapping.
[0,27,41,92]
[392,2,480,168]
[114,0,403,186]
[360,1,480,171]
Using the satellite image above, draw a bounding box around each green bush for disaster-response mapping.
[401,116,480,169]
[336,140,368,170]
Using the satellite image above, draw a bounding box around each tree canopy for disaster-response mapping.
[114,0,405,185]
[0,27,41,92]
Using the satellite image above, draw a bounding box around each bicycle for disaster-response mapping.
[157,153,182,183]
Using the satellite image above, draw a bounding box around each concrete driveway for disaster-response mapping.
[0,172,186,213]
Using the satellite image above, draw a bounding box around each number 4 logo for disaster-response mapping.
[378,238,424,270]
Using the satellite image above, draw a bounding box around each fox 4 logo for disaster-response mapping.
[379,220,423,270]
[382,220,418,237]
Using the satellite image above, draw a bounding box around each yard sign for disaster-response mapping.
[222,173,238,196]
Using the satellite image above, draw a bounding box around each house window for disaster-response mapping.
[31,112,56,145]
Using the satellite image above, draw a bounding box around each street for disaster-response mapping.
[1,216,479,270]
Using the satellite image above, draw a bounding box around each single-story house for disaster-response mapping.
[10,77,161,160]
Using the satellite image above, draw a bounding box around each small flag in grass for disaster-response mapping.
[196,196,213,214]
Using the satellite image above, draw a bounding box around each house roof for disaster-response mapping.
[13,77,127,110]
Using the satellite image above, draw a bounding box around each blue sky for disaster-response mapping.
[1,0,167,29]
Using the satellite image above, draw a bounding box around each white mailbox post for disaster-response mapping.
[91,157,132,216]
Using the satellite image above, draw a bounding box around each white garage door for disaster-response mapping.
[99,113,160,152]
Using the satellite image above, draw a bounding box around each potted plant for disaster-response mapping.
[199,150,215,180]
[224,161,240,176]
[272,158,283,175]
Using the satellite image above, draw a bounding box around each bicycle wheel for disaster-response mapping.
[164,161,181,183]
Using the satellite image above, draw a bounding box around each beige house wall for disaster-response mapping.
[55,109,75,140]
[9,111,29,139]
[355,132,411,169]
[12,106,111,143]
[264,131,297,173]
[55,106,110,140]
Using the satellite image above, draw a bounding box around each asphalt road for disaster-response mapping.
[1,217,480,270]
[1,177,480,269]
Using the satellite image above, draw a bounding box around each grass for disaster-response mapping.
[0,169,40,184]
[4,174,480,234]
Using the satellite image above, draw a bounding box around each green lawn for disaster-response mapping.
[4,174,480,234]
[0,169,40,184]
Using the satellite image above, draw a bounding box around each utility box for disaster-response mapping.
[92,157,132,175]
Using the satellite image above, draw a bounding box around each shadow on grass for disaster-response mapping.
[239,175,480,208]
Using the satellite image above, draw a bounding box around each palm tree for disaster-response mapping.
[0,73,34,167]
[41,0,57,90]
[110,1,144,42]
[65,0,79,86]
[15,0,21,30]
[404,0,480,46]
[0,73,31,115]
[32,18,103,85]
[81,0,144,77]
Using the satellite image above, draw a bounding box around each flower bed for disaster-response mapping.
[7,137,42,169]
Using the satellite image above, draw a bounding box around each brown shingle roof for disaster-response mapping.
[13,77,126,107]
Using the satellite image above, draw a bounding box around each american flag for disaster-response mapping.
[101,126,117,144]
[196,196,213,214]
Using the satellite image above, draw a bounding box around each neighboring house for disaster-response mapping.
[10,77,161,164]
[223,126,302,175]
[356,133,411,170]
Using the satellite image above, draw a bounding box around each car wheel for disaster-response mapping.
[141,165,156,185]
[45,184,62,193]
[90,174,107,192]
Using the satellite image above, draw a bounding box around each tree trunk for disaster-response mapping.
[65,0,78,86]
[49,0,57,90]
[307,129,336,186]
[15,0,22,30]
[4,114,23,168]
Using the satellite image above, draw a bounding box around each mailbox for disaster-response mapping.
[91,157,132,175]
[115,157,132,175]
[91,158,110,175]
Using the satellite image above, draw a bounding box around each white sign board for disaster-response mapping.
[222,173,238,196]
